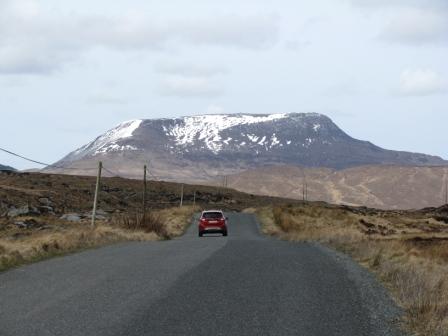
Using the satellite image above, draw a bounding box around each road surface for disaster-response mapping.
[0,213,402,336]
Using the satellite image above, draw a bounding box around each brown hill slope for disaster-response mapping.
[0,171,295,216]
[224,165,448,209]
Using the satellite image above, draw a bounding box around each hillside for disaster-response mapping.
[0,164,16,172]
[223,165,448,209]
[0,171,294,216]
[47,113,447,182]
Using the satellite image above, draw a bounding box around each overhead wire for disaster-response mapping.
[1,146,172,182]
[0,146,98,170]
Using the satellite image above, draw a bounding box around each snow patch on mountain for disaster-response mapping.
[270,134,280,148]
[73,119,142,156]
[166,114,287,153]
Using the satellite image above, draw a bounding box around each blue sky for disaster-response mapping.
[0,0,447,169]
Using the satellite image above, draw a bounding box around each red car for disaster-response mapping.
[198,210,228,237]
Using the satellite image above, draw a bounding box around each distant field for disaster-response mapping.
[254,202,448,336]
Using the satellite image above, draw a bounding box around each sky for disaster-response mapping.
[0,0,447,170]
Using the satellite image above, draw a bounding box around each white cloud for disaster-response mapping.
[347,0,448,45]
[86,93,129,105]
[399,69,446,96]
[348,0,448,10]
[324,80,361,96]
[0,1,279,75]
[158,76,224,98]
[155,62,229,77]
[380,8,448,45]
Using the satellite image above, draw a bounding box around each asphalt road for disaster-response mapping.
[0,213,402,336]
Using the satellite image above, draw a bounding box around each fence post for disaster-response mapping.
[445,178,448,205]
[180,184,184,207]
[91,161,102,228]
[143,165,147,224]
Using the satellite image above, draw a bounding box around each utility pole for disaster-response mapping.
[305,182,308,201]
[302,179,306,201]
[180,184,184,207]
[445,178,448,205]
[193,190,196,206]
[91,161,102,228]
[142,165,147,224]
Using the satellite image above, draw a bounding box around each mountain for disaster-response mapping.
[50,113,447,182]
[221,165,448,210]
[0,164,16,171]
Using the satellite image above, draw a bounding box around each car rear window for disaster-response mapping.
[202,212,223,219]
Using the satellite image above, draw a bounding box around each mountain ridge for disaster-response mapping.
[55,112,447,179]
[0,164,16,171]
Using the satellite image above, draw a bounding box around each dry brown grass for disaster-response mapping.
[0,206,198,272]
[0,223,158,271]
[256,203,448,336]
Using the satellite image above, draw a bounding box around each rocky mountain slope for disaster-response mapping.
[223,165,448,209]
[50,113,447,182]
[0,164,16,171]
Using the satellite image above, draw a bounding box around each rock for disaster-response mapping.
[14,219,39,229]
[38,206,54,214]
[60,213,82,222]
[95,209,108,216]
[38,198,52,206]
[7,205,40,217]
[14,221,27,228]
[84,210,108,220]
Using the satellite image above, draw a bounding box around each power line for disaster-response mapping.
[0,146,97,170]
[0,147,55,167]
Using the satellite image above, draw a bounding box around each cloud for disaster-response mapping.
[323,80,361,96]
[0,1,279,75]
[155,62,229,77]
[347,0,448,45]
[380,8,448,45]
[155,61,229,98]
[398,69,446,96]
[86,93,129,105]
[158,76,224,98]
[348,0,448,10]
[0,45,75,75]
[284,40,312,51]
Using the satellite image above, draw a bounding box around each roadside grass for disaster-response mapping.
[255,203,448,336]
[0,206,198,272]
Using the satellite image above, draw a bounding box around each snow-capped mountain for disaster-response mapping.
[52,113,447,181]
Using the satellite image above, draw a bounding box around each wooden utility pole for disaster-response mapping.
[91,161,102,228]
[180,184,184,207]
[302,179,306,201]
[143,165,147,224]
[445,179,448,205]
[305,182,308,201]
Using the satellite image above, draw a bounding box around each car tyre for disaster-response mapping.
[222,231,228,237]
[199,231,203,237]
